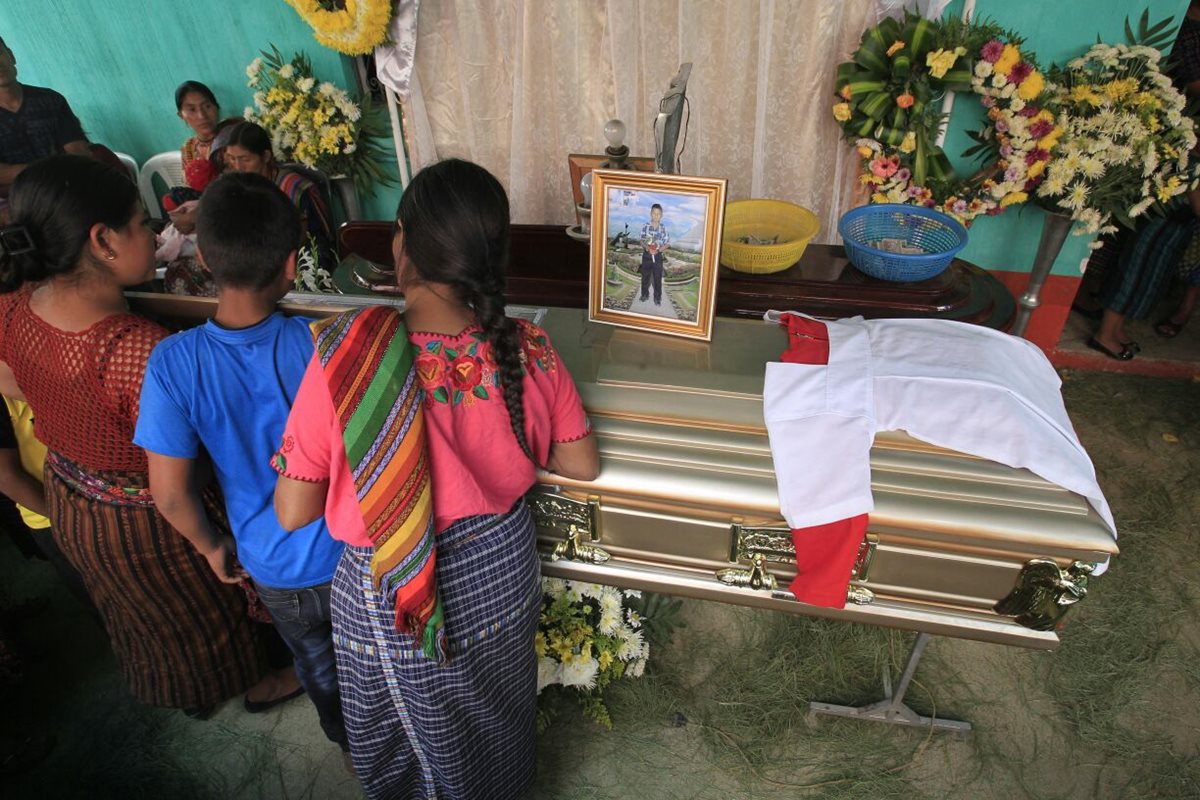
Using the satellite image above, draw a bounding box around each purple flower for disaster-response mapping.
[1004,165,1022,182]
[995,119,1010,133]
[1000,144,1014,157]
[981,40,1005,63]
[895,168,912,182]
[980,96,997,108]
[952,199,969,214]
[1009,61,1033,85]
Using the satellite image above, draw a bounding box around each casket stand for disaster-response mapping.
[128,223,1115,734]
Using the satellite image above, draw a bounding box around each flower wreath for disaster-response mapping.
[833,14,1057,225]
[284,0,393,56]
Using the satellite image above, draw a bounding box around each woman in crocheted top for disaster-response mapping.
[0,155,268,712]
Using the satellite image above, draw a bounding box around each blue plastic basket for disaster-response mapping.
[837,204,969,282]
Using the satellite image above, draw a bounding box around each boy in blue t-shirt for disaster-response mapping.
[135,172,347,750]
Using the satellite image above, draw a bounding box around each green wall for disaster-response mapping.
[941,0,1188,276]
[2,1,1189,241]
[0,0,400,219]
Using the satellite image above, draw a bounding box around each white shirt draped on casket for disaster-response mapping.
[761,312,1116,573]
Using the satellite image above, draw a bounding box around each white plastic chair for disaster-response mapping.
[113,151,139,185]
[138,151,185,218]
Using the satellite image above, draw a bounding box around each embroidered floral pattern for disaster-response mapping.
[412,322,558,408]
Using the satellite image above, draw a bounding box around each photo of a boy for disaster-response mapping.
[639,203,670,305]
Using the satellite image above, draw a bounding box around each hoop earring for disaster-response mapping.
[103,248,117,261]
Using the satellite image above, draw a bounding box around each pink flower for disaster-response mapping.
[895,167,912,182]
[981,40,1005,63]
[987,206,1003,216]
[1004,165,1022,182]
[952,199,968,214]
[1029,119,1054,138]
[980,96,996,108]
[995,119,1009,133]
[1019,105,1040,117]
[870,156,899,178]
[1009,61,1033,85]
[907,185,924,198]
[1000,144,1014,157]
[1024,148,1050,164]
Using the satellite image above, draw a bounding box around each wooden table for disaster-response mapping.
[336,223,1015,330]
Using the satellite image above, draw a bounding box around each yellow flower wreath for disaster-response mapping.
[284,0,393,56]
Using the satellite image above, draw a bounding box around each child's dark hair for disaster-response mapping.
[651,203,663,212]
[0,155,139,293]
[175,80,218,111]
[396,159,534,462]
[226,121,274,157]
[196,172,301,291]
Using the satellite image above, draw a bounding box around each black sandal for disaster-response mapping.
[1086,338,1135,361]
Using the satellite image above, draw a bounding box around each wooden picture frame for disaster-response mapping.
[588,169,727,341]
[567,153,655,224]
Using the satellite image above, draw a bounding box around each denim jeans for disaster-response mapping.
[252,580,348,750]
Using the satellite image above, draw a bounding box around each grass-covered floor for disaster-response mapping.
[1,369,1197,799]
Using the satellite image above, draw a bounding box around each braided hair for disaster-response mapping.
[396,159,536,464]
[0,155,138,293]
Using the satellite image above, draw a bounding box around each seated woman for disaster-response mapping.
[224,121,335,269]
[161,119,242,296]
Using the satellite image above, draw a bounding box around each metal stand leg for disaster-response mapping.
[809,632,971,737]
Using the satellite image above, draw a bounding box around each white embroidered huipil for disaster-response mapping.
[762,313,1116,574]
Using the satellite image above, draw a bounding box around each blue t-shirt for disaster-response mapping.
[134,312,343,589]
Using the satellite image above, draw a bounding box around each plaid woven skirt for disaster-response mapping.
[332,499,542,800]
[45,460,266,708]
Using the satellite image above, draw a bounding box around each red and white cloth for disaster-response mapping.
[763,312,1117,607]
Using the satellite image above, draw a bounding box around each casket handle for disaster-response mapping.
[550,524,611,565]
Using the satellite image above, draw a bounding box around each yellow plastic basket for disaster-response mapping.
[720,199,820,274]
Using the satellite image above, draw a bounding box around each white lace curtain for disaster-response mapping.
[401,0,878,241]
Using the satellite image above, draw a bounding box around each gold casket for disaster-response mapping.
[130,292,1116,651]
[525,307,1117,651]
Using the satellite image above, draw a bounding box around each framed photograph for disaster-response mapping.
[567,154,656,224]
[588,169,727,341]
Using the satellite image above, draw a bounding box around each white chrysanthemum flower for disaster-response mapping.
[1080,158,1106,179]
[298,77,315,93]
[560,657,599,689]
[1142,148,1159,177]
[598,610,620,636]
[343,142,357,154]
[319,81,337,96]
[626,658,646,678]
[625,609,643,629]
[543,577,567,598]
[562,581,583,602]
[991,73,1007,89]
[1129,196,1154,218]
[243,106,254,118]
[1039,176,1066,197]
[246,58,262,78]
[1064,182,1090,211]
[616,628,644,661]
[974,61,993,79]
[537,657,561,693]
[622,589,642,599]
[279,63,296,79]
[575,583,604,602]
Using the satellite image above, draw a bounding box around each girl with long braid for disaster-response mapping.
[272,158,598,798]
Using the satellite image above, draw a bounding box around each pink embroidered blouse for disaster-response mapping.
[275,319,590,542]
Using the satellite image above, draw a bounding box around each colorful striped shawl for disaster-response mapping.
[311,305,446,662]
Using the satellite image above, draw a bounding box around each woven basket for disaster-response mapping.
[837,204,968,282]
[720,199,820,275]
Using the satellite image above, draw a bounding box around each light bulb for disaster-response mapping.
[580,172,593,207]
[603,119,626,148]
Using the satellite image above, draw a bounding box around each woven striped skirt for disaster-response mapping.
[45,458,266,708]
[332,500,541,800]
